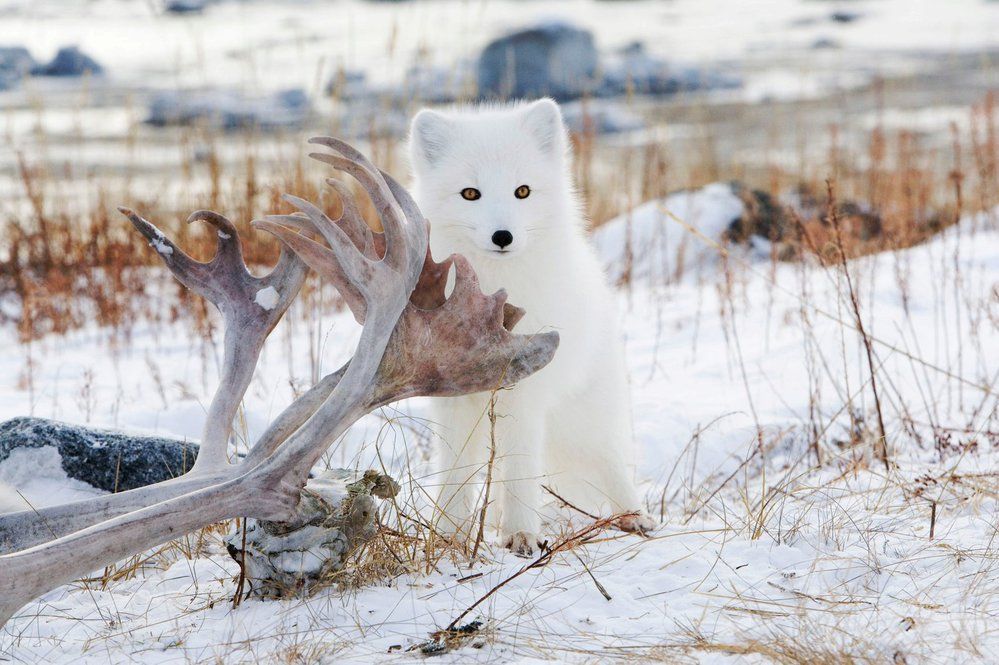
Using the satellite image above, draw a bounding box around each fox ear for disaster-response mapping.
[410,109,452,167]
[522,98,566,155]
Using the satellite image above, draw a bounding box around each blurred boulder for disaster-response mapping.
[478,21,598,100]
[0,417,198,493]
[402,61,476,103]
[325,68,370,100]
[147,88,311,130]
[0,46,35,90]
[811,37,841,50]
[562,101,644,134]
[165,0,207,14]
[725,185,797,245]
[600,41,740,97]
[830,11,862,24]
[32,46,104,77]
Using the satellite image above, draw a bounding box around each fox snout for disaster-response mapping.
[491,229,514,249]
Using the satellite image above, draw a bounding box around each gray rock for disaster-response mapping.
[32,46,104,77]
[325,69,370,101]
[0,46,36,90]
[0,417,198,493]
[402,61,476,104]
[561,101,645,134]
[226,469,399,597]
[478,21,598,100]
[147,88,311,131]
[165,0,207,14]
[599,41,740,97]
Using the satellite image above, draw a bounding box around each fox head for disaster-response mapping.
[408,98,577,261]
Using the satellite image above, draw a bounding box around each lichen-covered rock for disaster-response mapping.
[0,417,199,493]
[477,22,598,100]
[226,469,399,598]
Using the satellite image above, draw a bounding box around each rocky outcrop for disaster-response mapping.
[0,417,198,493]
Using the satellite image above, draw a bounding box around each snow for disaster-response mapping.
[1,203,997,661]
[149,231,174,256]
[592,182,745,284]
[254,285,280,311]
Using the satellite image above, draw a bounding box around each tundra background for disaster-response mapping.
[1,0,999,662]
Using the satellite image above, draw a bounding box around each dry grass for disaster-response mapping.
[2,83,999,663]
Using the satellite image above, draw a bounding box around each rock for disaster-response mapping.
[147,88,311,130]
[0,417,199,493]
[226,469,400,597]
[478,21,598,100]
[830,11,862,24]
[561,101,644,134]
[402,61,476,104]
[32,46,103,77]
[325,69,370,101]
[0,46,36,90]
[725,184,797,245]
[599,41,740,97]
[165,0,207,14]
[811,37,841,50]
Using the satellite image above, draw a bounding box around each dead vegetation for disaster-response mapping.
[2,85,999,663]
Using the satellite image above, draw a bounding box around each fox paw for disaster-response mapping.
[503,531,542,557]
[614,512,658,535]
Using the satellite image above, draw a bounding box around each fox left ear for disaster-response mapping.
[522,98,566,156]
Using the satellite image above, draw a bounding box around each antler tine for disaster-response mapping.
[256,212,317,236]
[307,143,420,270]
[280,194,374,290]
[253,219,368,323]
[187,210,246,275]
[323,177,379,259]
[118,207,215,298]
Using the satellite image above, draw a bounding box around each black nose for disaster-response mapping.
[491,230,513,249]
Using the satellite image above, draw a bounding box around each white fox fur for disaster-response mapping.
[409,99,650,553]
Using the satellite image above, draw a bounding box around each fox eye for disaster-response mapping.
[514,184,531,199]
[460,187,481,201]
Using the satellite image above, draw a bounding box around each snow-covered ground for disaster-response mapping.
[1,191,997,662]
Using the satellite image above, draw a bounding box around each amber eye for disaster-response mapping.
[514,184,531,199]
[461,187,481,201]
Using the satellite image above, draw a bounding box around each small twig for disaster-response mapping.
[232,518,248,608]
[929,501,937,540]
[543,484,601,521]
[446,514,624,631]
[472,394,499,559]
[572,550,612,601]
[827,179,890,472]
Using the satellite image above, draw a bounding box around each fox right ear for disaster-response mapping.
[410,109,451,167]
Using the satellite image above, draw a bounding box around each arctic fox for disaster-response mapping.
[409,99,652,554]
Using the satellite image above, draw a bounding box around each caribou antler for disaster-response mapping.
[0,137,559,627]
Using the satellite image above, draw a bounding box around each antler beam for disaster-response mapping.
[0,137,558,627]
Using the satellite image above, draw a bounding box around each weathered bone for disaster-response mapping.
[0,137,559,627]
